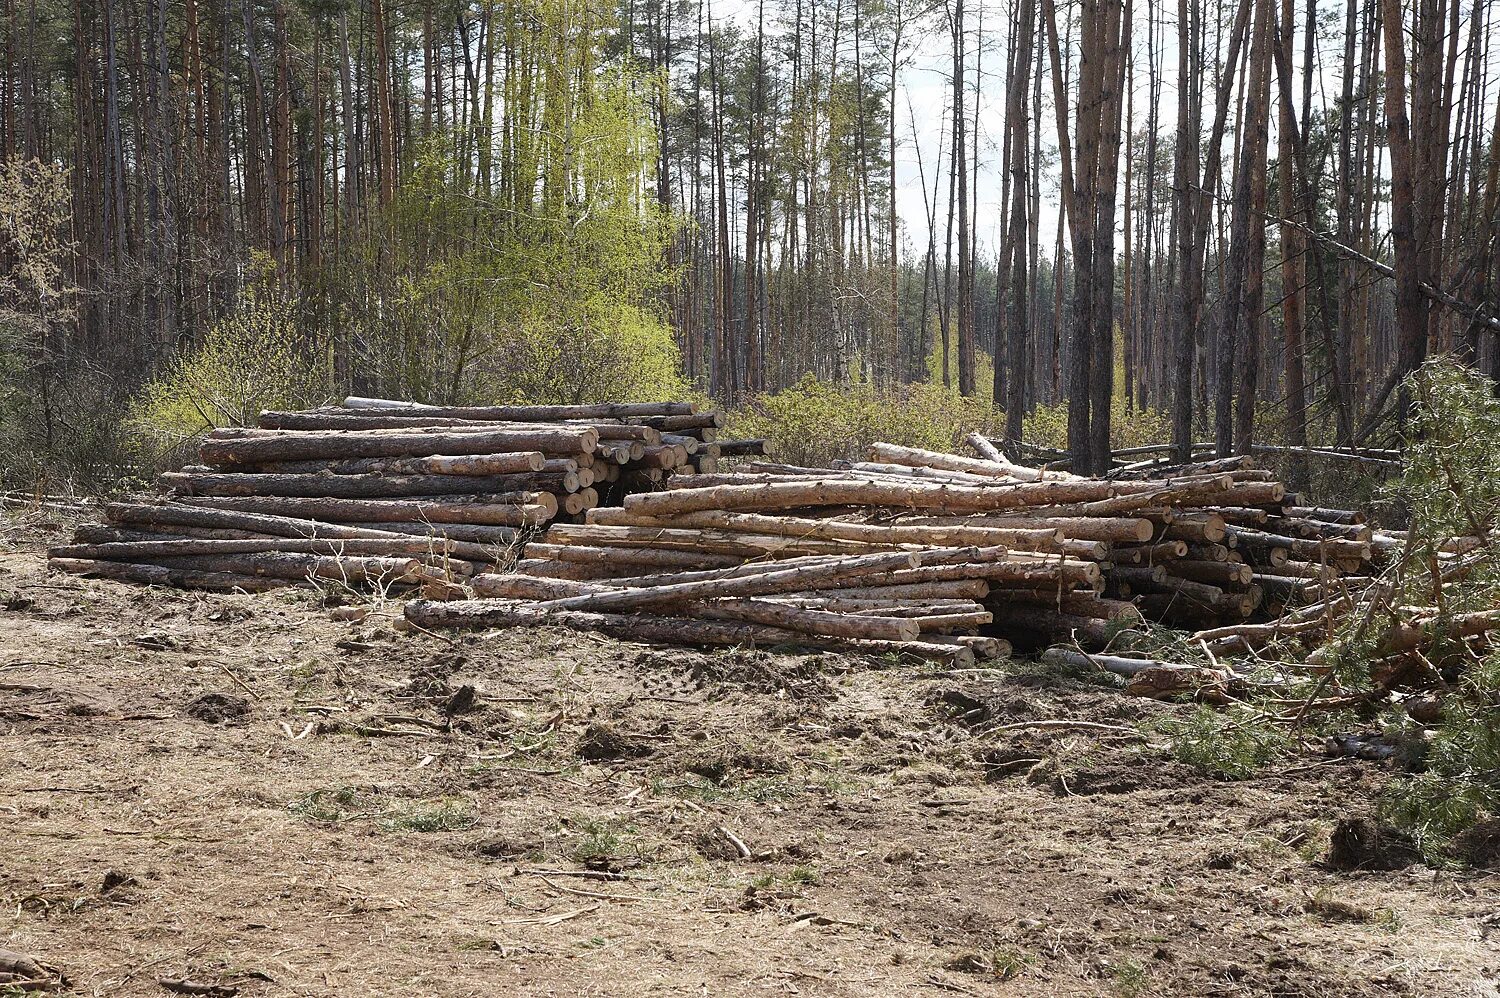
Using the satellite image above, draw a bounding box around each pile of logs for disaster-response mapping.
[403,436,1392,666]
[47,397,759,593]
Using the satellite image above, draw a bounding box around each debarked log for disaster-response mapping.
[48,557,297,592]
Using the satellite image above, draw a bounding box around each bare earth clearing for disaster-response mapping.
[3,515,1498,997]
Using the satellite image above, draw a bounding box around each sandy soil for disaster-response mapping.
[3,512,1498,997]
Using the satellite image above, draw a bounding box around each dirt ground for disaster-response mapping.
[3,511,1499,998]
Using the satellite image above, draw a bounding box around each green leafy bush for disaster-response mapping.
[129,259,334,461]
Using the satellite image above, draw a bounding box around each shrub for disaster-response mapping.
[128,260,334,463]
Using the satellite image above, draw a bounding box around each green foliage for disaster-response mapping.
[726,370,1176,470]
[1022,398,1173,453]
[1357,360,1500,860]
[290,786,476,833]
[129,258,333,455]
[922,332,996,396]
[290,786,381,823]
[1153,705,1291,779]
[330,15,689,409]
[1387,359,1500,598]
[725,374,1004,466]
[1381,654,1500,861]
[382,798,477,833]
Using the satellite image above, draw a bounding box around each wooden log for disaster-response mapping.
[1160,514,1227,543]
[238,452,549,476]
[845,461,999,486]
[867,441,1043,481]
[964,430,1007,462]
[836,559,1100,591]
[76,524,269,544]
[925,634,1012,659]
[546,523,857,558]
[177,495,554,526]
[1137,589,1256,619]
[106,501,449,543]
[1251,572,1319,604]
[403,598,972,665]
[514,559,640,580]
[257,410,497,431]
[1206,505,1270,527]
[480,573,930,642]
[564,423,662,444]
[1112,565,1168,586]
[562,489,599,516]
[1165,560,1255,586]
[1191,615,1335,654]
[48,537,459,560]
[792,580,991,601]
[622,479,1118,518]
[49,557,297,592]
[161,471,577,500]
[140,552,425,582]
[660,433,700,455]
[201,426,597,464]
[337,521,519,547]
[1040,647,1193,677]
[1261,559,1336,580]
[715,438,767,456]
[638,444,688,469]
[1076,477,1245,516]
[1183,543,1231,562]
[1285,505,1364,525]
[846,600,989,616]
[961,435,1081,482]
[625,413,724,430]
[595,442,635,464]
[908,610,994,633]
[1112,540,1188,564]
[668,471,867,488]
[585,507,1060,550]
[1266,516,1373,543]
[342,397,696,420]
[684,602,923,642]
[528,550,924,613]
[1229,528,1372,562]
[906,515,1153,543]
[517,544,743,570]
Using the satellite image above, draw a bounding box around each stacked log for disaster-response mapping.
[403,438,1391,660]
[47,396,743,592]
